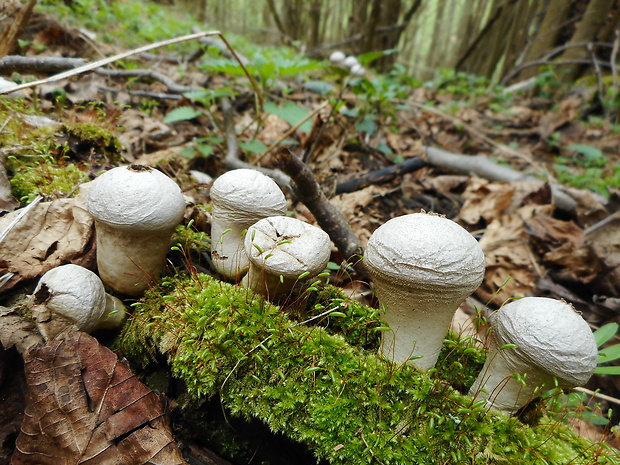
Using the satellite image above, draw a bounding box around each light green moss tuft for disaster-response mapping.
[117,273,619,465]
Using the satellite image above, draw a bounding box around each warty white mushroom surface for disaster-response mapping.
[364,212,485,370]
[469,297,598,415]
[242,216,331,298]
[87,164,186,296]
[210,169,287,282]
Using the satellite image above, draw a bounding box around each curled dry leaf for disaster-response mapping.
[0,193,94,293]
[11,331,186,465]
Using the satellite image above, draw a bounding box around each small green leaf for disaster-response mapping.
[240,139,268,154]
[568,144,604,162]
[500,344,518,350]
[594,366,620,376]
[598,344,620,364]
[164,106,202,123]
[594,323,618,347]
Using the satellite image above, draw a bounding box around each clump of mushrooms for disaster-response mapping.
[87,164,186,296]
[210,169,287,282]
[469,297,598,415]
[241,216,331,298]
[30,264,126,340]
[364,212,485,371]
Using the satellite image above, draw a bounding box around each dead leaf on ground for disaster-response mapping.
[0,188,95,293]
[0,156,19,214]
[12,330,186,465]
[477,205,548,304]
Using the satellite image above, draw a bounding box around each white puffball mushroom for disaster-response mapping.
[242,216,331,298]
[87,164,186,296]
[30,264,127,340]
[469,297,598,415]
[343,55,359,68]
[350,63,366,77]
[210,169,287,282]
[364,212,485,371]
[329,50,346,64]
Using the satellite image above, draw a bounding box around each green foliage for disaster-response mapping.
[163,106,203,124]
[38,0,200,49]
[552,144,620,198]
[199,46,323,95]
[595,323,620,376]
[117,273,618,465]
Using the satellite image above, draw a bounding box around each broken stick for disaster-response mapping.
[273,148,367,279]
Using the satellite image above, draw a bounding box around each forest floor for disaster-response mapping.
[0,4,620,464]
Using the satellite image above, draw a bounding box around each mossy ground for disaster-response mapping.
[0,98,122,203]
[116,272,619,465]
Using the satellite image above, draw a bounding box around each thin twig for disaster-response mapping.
[573,387,620,407]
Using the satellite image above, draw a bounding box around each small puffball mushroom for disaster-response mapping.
[350,63,366,77]
[469,297,598,415]
[87,164,186,296]
[364,212,485,371]
[30,264,127,340]
[343,55,359,68]
[241,216,331,298]
[329,50,346,63]
[210,169,287,281]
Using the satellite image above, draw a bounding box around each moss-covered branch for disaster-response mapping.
[116,273,619,465]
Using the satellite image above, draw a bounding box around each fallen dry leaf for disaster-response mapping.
[0,188,95,293]
[11,330,186,465]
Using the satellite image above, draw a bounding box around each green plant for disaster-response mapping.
[553,144,620,198]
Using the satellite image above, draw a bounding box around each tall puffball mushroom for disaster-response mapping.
[469,297,598,415]
[87,164,186,296]
[210,169,287,281]
[364,212,485,371]
[30,264,126,339]
[242,216,331,298]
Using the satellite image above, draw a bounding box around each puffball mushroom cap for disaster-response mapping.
[34,264,107,332]
[86,164,186,295]
[243,216,331,297]
[343,55,359,68]
[493,297,597,387]
[329,50,346,63]
[210,169,287,281]
[364,212,485,370]
[350,64,366,76]
[365,213,485,299]
[87,164,186,231]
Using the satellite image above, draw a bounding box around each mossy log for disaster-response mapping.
[115,273,619,465]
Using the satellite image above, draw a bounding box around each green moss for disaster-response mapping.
[0,99,123,202]
[117,274,619,465]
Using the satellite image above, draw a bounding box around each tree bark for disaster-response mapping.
[558,0,612,83]
[516,0,573,81]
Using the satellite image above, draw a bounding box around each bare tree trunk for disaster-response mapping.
[558,0,613,83]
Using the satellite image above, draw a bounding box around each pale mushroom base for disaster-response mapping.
[468,345,558,415]
[95,222,176,296]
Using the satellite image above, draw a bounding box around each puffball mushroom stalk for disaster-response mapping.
[469,297,598,415]
[210,169,287,282]
[364,212,485,371]
[242,216,331,298]
[30,264,126,339]
[87,165,186,296]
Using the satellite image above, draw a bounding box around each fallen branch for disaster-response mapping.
[95,68,199,94]
[335,156,427,195]
[220,97,291,189]
[424,146,578,211]
[273,148,367,278]
[0,56,88,74]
